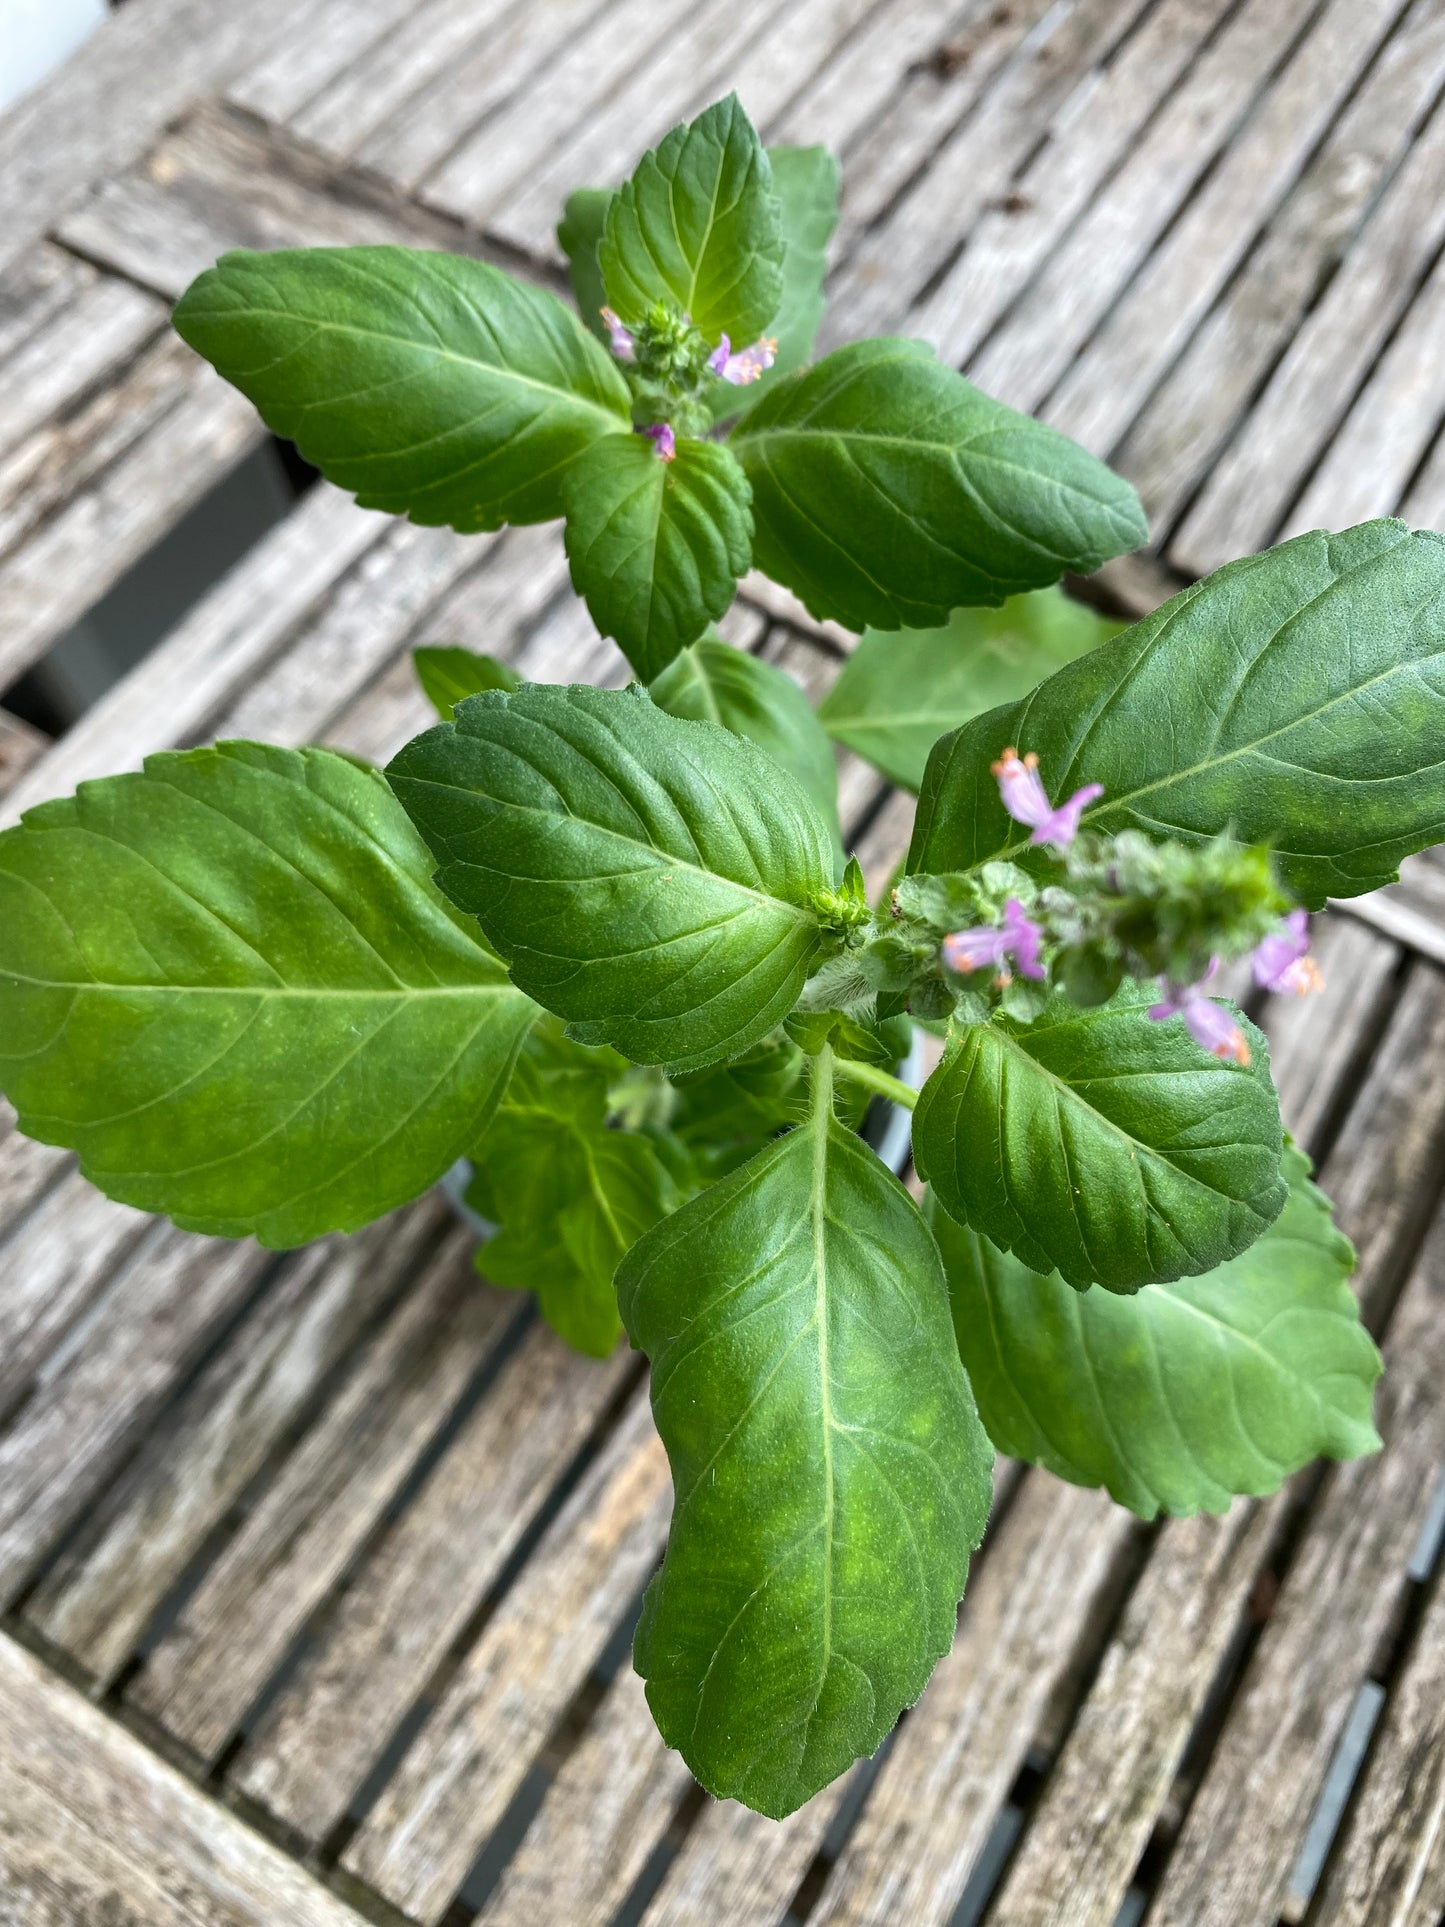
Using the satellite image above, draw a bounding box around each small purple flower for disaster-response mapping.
[1251,909,1323,997]
[599,306,635,361]
[1148,962,1251,1066]
[639,422,676,462]
[942,897,1046,981]
[992,747,1103,847]
[707,332,778,386]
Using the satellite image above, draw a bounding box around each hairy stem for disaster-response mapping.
[831,1056,918,1112]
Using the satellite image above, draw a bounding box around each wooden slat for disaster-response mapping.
[344,1388,670,1922]
[803,1476,1138,1926]
[821,0,1151,349]
[411,0,701,222]
[0,0,305,276]
[332,0,612,190]
[0,255,161,459]
[1339,853,1445,971]
[1040,0,1413,454]
[1261,913,1400,1149]
[473,1664,692,1927]
[225,0,442,129]
[130,1238,524,1762]
[912,0,1237,369]
[1312,1564,1445,1924]
[0,1630,369,1927]
[24,1202,448,1685]
[0,1225,270,1608]
[642,1778,857,1927]
[1144,1190,1445,1923]
[56,102,466,305]
[965,0,1336,414]
[231,1330,633,1841]
[1172,79,1445,577]
[1112,0,1445,535]
[0,241,92,369]
[0,707,46,793]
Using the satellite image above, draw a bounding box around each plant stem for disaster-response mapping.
[831,1056,918,1112]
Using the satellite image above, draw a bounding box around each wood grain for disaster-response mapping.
[132,1236,523,1762]
[0,1629,369,1927]
[345,1387,671,1921]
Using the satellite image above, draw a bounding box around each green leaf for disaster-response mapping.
[413,645,521,721]
[712,143,840,421]
[599,93,785,344]
[172,246,631,533]
[669,1032,808,1175]
[0,743,537,1247]
[730,338,1147,634]
[558,186,614,343]
[469,1019,679,1355]
[619,1053,993,1817]
[386,682,836,1072]
[909,521,1445,906]
[931,1144,1379,1518]
[818,589,1119,792]
[913,984,1287,1294]
[650,632,841,854]
[562,435,753,680]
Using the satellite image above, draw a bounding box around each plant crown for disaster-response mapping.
[9,93,1443,1819]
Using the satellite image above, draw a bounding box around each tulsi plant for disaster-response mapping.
[6,93,1442,1820]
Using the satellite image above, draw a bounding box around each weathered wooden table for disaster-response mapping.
[3,2,1445,1921]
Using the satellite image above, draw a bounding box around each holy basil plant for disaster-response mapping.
[2,92,1437,1825]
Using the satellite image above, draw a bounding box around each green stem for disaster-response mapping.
[831,1056,918,1112]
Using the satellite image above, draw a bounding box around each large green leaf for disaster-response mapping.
[413,645,520,721]
[599,94,785,344]
[650,632,841,854]
[730,338,1147,634]
[468,1019,679,1355]
[562,435,753,680]
[386,683,837,1071]
[931,1145,1379,1518]
[713,142,840,420]
[818,589,1119,793]
[909,521,1445,906]
[172,246,631,532]
[913,985,1287,1294]
[620,1054,993,1817]
[0,744,537,1247]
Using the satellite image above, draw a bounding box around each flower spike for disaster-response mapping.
[942,898,1045,981]
[992,748,1103,847]
[639,422,677,462]
[708,332,778,385]
[1251,909,1323,997]
[599,306,636,361]
[1148,962,1251,1066]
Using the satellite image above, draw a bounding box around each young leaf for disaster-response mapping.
[172,246,631,532]
[909,520,1445,907]
[817,589,1119,793]
[650,632,841,854]
[619,1054,993,1817]
[913,984,1287,1294]
[558,186,613,343]
[414,645,520,721]
[712,143,840,420]
[599,93,785,344]
[469,1020,679,1356]
[931,1145,1379,1518]
[0,743,536,1247]
[386,683,837,1071]
[669,1032,808,1175]
[730,338,1147,633]
[562,435,753,681]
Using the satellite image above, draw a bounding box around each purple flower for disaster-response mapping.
[599,306,635,361]
[992,747,1103,847]
[1251,909,1323,997]
[639,422,676,462]
[942,897,1046,981]
[708,332,778,386]
[1148,962,1251,1066]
